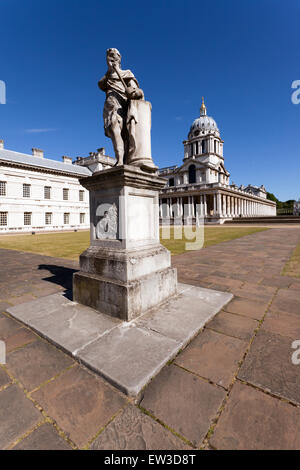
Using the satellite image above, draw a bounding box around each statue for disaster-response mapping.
[98,48,157,172]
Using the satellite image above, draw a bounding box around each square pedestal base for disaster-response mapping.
[73,266,177,322]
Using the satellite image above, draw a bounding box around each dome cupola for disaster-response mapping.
[189,98,219,138]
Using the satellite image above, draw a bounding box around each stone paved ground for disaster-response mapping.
[0,227,300,450]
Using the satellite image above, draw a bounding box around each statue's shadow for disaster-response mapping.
[38,264,78,300]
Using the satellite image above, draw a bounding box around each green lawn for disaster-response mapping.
[0,226,268,260]
[161,226,268,255]
[282,242,300,278]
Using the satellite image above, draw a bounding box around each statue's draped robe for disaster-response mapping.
[102,69,139,139]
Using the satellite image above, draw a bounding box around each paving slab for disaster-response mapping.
[7,340,74,392]
[3,328,37,353]
[12,423,72,450]
[0,384,42,449]
[262,310,300,339]
[175,329,247,389]
[78,323,180,396]
[0,316,24,339]
[140,364,226,447]
[206,310,258,341]
[270,288,300,316]
[90,405,191,450]
[224,297,268,320]
[238,330,300,405]
[7,285,232,396]
[136,284,232,346]
[31,365,127,448]
[0,367,11,388]
[210,381,300,450]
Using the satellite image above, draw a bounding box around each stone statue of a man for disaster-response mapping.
[98,48,157,172]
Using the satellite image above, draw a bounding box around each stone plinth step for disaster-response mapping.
[6,284,232,397]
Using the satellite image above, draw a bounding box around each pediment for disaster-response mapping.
[178,160,206,172]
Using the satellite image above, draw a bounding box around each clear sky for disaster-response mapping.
[0,0,299,201]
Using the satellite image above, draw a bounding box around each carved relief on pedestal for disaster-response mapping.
[96,203,118,239]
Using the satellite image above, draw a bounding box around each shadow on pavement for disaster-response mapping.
[38,264,78,295]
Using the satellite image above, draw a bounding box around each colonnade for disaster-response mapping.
[159,192,276,219]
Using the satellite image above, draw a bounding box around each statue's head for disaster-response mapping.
[106,48,121,69]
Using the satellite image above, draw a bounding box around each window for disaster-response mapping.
[45,212,52,225]
[63,188,69,200]
[0,181,6,196]
[80,213,85,224]
[169,178,174,187]
[188,164,196,184]
[24,212,32,226]
[44,186,51,199]
[64,213,70,224]
[79,190,84,202]
[23,184,31,198]
[202,140,206,153]
[0,212,7,226]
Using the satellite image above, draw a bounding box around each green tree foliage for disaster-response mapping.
[267,192,295,214]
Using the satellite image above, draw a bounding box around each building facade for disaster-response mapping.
[159,99,276,224]
[0,141,113,234]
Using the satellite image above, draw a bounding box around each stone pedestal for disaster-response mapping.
[73,165,177,321]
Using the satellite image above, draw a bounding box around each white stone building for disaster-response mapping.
[0,141,114,233]
[158,99,276,223]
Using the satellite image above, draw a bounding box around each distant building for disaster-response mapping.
[158,99,276,223]
[0,141,113,233]
[294,199,300,215]
[0,100,277,233]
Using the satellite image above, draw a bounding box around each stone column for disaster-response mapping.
[217,193,222,217]
[213,193,217,215]
[191,196,195,216]
[204,194,207,216]
[222,194,226,217]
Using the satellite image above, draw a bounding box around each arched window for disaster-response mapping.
[188,165,196,184]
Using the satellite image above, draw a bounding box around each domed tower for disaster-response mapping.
[182,98,229,185]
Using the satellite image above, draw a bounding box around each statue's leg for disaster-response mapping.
[110,116,124,165]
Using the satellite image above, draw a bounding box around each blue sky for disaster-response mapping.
[0,0,299,201]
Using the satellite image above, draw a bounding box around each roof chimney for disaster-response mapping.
[32,148,44,158]
[0,140,4,149]
[62,155,73,165]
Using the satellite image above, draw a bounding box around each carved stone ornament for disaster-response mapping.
[96,203,118,239]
